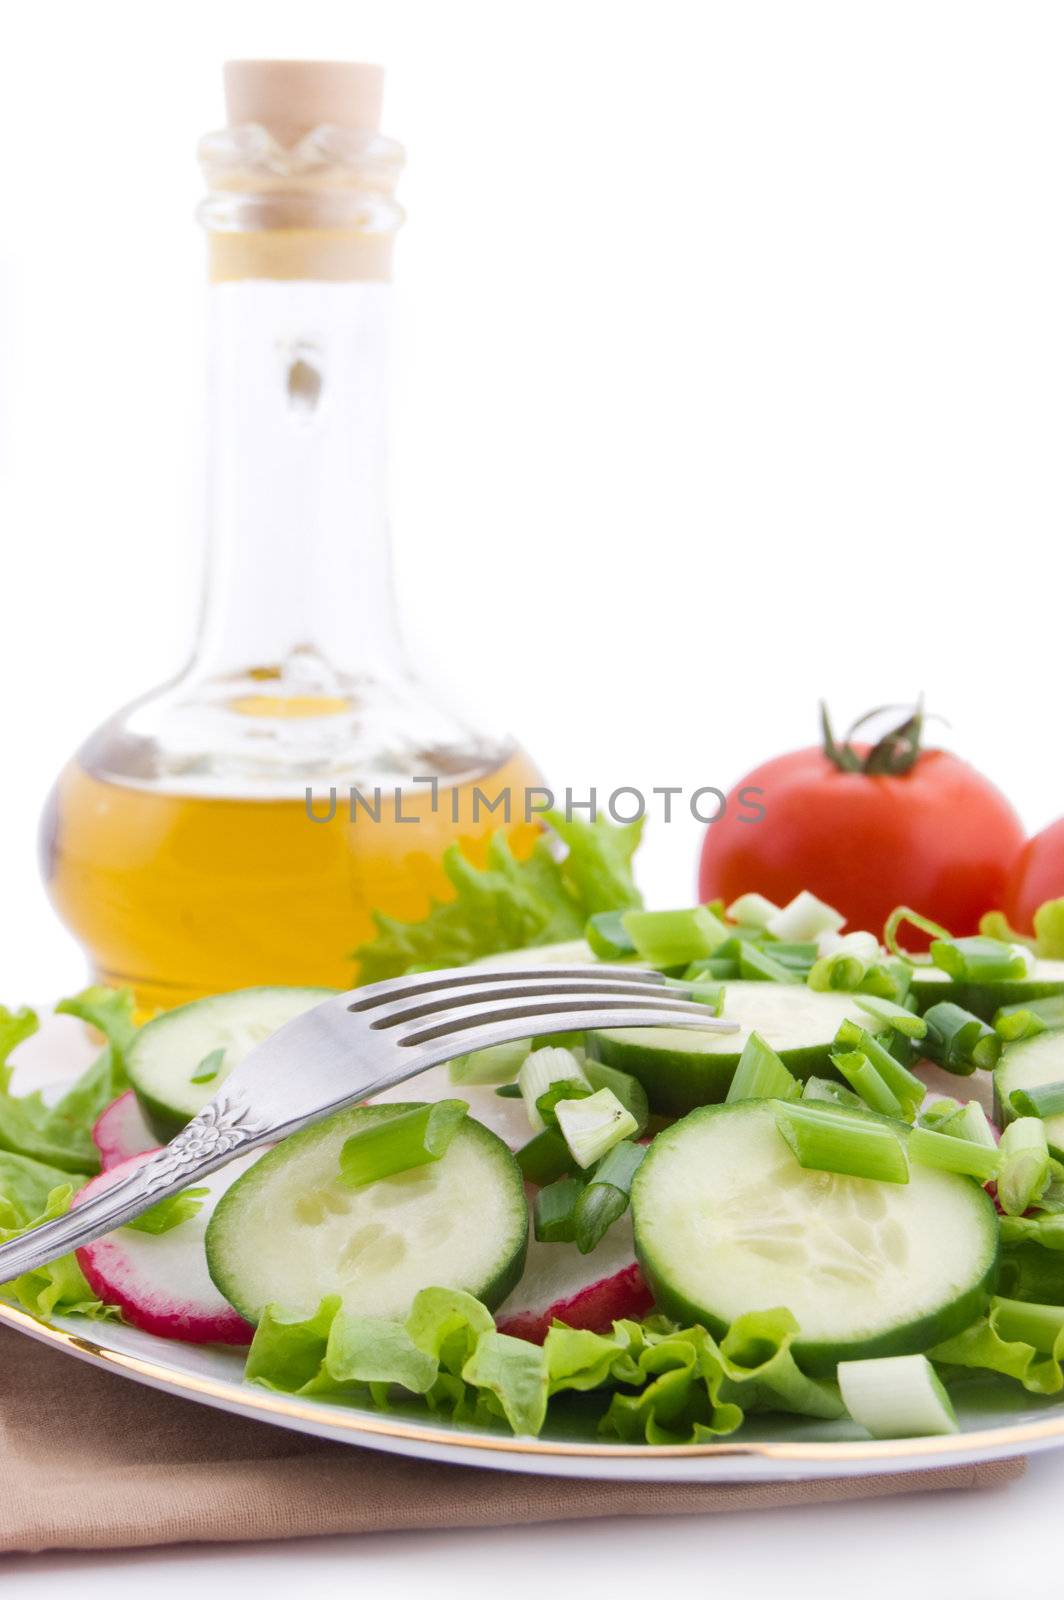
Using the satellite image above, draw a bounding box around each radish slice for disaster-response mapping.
[495,1212,653,1344]
[75,1150,259,1346]
[92,1092,156,1171]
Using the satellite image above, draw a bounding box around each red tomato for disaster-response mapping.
[699,741,1025,942]
[1004,818,1064,934]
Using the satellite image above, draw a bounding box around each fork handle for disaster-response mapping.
[0,1088,274,1284]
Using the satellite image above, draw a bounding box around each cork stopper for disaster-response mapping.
[223,60,384,146]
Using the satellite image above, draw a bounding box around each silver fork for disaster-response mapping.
[0,964,736,1281]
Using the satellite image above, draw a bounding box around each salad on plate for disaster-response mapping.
[5,814,1064,1447]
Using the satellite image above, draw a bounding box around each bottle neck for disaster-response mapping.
[193,270,403,698]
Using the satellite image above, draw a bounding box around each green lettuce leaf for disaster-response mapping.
[244,1296,342,1392]
[716,1308,844,1420]
[54,986,136,1073]
[0,1150,83,1238]
[0,1148,115,1322]
[931,1299,1064,1395]
[2,1251,116,1322]
[1033,900,1064,961]
[0,987,135,1174]
[243,1292,847,1442]
[125,1187,209,1236]
[354,815,644,984]
[999,1242,1064,1306]
[978,900,1064,960]
[460,1330,549,1435]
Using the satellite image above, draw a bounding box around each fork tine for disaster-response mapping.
[393,991,730,1049]
[363,975,703,1029]
[348,964,666,1011]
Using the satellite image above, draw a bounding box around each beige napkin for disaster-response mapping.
[0,1324,1023,1554]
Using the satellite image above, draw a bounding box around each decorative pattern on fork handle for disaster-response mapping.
[139,1091,275,1196]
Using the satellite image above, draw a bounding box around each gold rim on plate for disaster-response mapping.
[1,1297,1060,1464]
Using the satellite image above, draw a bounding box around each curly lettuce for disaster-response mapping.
[0,987,134,1174]
[242,1288,843,1442]
[354,813,644,984]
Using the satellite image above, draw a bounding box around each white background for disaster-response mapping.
[2,0,1064,1591]
[4,0,1064,995]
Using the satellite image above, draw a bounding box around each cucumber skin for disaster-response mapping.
[994,1044,1064,1163]
[631,1104,1000,1377]
[911,974,1064,1021]
[128,985,336,1141]
[587,1031,841,1117]
[204,1103,529,1327]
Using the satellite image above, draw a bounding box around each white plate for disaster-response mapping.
[4,1014,1064,1481]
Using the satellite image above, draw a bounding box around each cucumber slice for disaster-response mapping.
[995,1031,1064,1160]
[475,940,597,968]
[128,986,334,1140]
[910,960,1064,1021]
[205,1103,528,1325]
[632,1101,998,1374]
[588,981,889,1115]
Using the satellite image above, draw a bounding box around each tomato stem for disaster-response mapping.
[820,698,926,776]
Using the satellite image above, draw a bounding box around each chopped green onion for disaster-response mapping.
[759,941,819,971]
[884,905,952,960]
[585,910,637,961]
[854,994,927,1040]
[808,932,880,993]
[991,1296,1064,1351]
[997,1118,1051,1216]
[572,1140,647,1254]
[518,1046,589,1132]
[979,910,1035,948]
[908,1125,1000,1182]
[583,1058,649,1134]
[190,1048,225,1085]
[533,1177,582,1243]
[620,906,729,967]
[832,1020,926,1118]
[590,1137,647,1192]
[930,935,1033,983]
[725,892,779,928]
[725,1031,798,1104]
[535,1078,593,1129]
[937,1099,998,1149]
[774,1101,909,1184]
[494,1082,522,1098]
[682,957,739,981]
[125,1187,209,1235]
[449,1039,531,1085]
[1010,1081,1064,1120]
[738,943,802,984]
[922,1002,1002,1075]
[530,1031,585,1053]
[837,1354,957,1439]
[802,1076,865,1109]
[572,1185,627,1254]
[338,1101,469,1188]
[994,996,1064,1042]
[515,1127,574,1185]
[766,891,846,943]
[829,1049,903,1117]
[665,976,725,1013]
[857,959,913,1005]
[919,1096,963,1129]
[554,1088,639,1170]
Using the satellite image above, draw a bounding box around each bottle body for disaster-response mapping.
[42,744,541,1011]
